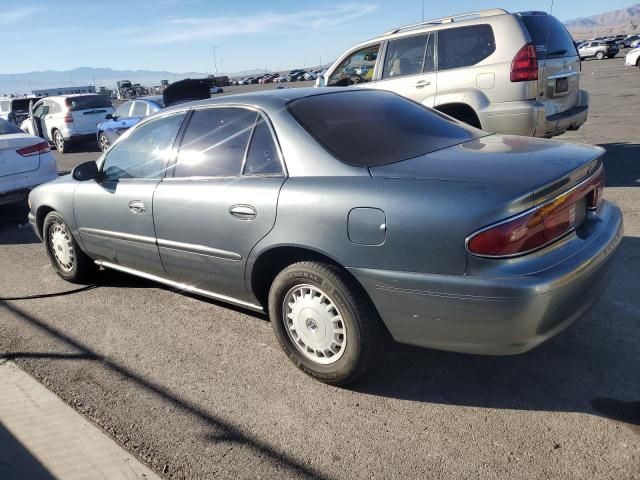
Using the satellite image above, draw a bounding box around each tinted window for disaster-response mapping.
[520,14,578,58]
[438,25,496,70]
[243,118,282,176]
[383,34,431,79]
[328,44,380,86]
[0,118,22,135]
[67,95,112,111]
[288,90,483,167]
[132,101,148,117]
[174,108,257,178]
[102,111,186,181]
[10,99,33,112]
[114,102,132,118]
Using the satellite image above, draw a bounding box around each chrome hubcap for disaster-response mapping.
[283,284,347,364]
[49,224,74,271]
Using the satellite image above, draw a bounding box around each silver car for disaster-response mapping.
[28,89,622,385]
[578,41,619,60]
[320,9,588,138]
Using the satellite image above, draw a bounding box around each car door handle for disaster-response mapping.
[415,80,431,88]
[128,200,146,214]
[229,205,256,220]
[45,115,54,119]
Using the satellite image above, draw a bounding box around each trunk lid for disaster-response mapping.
[370,135,603,211]
[0,133,41,176]
[518,13,581,117]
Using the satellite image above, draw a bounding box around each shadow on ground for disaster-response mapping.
[0,422,55,480]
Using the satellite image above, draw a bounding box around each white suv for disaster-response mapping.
[20,94,114,153]
[319,9,588,138]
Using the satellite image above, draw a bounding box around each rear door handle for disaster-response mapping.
[229,205,256,220]
[128,200,146,214]
[415,80,431,88]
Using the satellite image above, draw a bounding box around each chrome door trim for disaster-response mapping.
[95,260,263,312]
[157,238,242,260]
[79,227,156,246]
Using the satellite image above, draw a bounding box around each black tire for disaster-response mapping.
[596,51,605,60]
[53,129,69,154]
[98,132,110,152]
[268,261,386,386]
[43,211,96,283]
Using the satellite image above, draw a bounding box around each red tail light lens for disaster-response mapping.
[511,43,538,82]
[467,167,604,257]
[16,140,51,157]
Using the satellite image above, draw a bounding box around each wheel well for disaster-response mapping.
[435,103,482,129]
[36,206,55,237]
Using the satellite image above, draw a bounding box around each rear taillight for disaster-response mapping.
[511,43,538,82]
[467,167,604,257]
[64,113,73,123]
[16,140,50,157]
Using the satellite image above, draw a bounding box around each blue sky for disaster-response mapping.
[0,0,635,74]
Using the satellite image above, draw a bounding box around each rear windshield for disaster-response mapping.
[66,95,112,111]
[520,14,578,59]
[0,118,23,135]
[287,90,483,167]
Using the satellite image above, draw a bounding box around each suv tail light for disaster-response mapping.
[467,167,604,257]
[511,43,538,82]
[16,140,50,157]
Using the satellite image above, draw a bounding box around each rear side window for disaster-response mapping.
[520,14,578,59]
[174,108,257,178]
[438,25,496,70]
[243,118,282,176]
[66,95,112,111]
[288,90,483,167]
[383,34,433,79]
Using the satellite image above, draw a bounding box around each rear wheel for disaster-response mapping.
[98,132,110,152]
[596,51,605,60]
[268,261,386,385]
[53,129,68,154]
[43,211,96,283]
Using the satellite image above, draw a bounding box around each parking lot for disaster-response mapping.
[1,57,638,479]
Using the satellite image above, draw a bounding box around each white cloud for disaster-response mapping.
[0,6,44,25]
[130,3,378,44]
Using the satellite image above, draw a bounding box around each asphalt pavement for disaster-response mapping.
[0,59,638,479]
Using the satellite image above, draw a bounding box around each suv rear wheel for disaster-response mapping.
[596,51,605,60]
[268,261,386,385]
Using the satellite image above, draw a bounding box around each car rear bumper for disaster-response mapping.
[349,201,623,355]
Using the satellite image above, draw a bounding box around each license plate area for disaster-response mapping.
[556,77,568,93]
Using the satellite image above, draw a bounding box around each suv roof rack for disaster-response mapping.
[382,8,508,36]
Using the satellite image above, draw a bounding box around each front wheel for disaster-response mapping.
[268,261,386,385]
[53,129,68,153]
[98,132,110,152]
[43,211,96,283]
[596,51,605,60]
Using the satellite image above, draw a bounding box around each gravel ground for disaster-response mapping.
[0,58,638,480]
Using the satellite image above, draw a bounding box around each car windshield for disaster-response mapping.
[287,90,485,167]
[66,95,112,111]
[0,118,23,135]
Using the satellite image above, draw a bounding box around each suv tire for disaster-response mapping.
[53,129,68,154]
[596,51,605,60]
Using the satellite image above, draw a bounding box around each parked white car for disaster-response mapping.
[624,47,640,68]
[0,118,57,205]
[20,94,113,153]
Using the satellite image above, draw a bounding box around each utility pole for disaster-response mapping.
[212,46,219,76]
[422,0,424,22]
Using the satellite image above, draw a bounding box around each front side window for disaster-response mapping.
[32,102,46,117]
[328,44,381,86]
[383,34,434,79]
[174,108,257,178]
[243,118,282,176]
[114,102,132,118]
[101,111,186,181]
[438,25,496,70]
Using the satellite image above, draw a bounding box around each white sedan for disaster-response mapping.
[0,118,57,205]
[624,47,640,68]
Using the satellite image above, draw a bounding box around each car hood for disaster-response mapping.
[163,78,212,107]
[370,134,604,207]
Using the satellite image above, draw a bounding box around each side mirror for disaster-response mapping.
[315,76,326,88]
[72,161,99,181]
[105,113,113,120]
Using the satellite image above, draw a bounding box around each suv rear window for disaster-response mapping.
[519,14,578,59]
[66,95,112,111]
[287,90,483,167]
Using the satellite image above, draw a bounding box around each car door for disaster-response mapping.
[371,33,437,107]
[73,110,187,277]
[41,100,58,142]
[27,101,47,139]
[102,101,134,144]
[153,107,286,302]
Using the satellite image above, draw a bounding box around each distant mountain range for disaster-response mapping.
[564,3,640,38]
[0,67,209,95]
